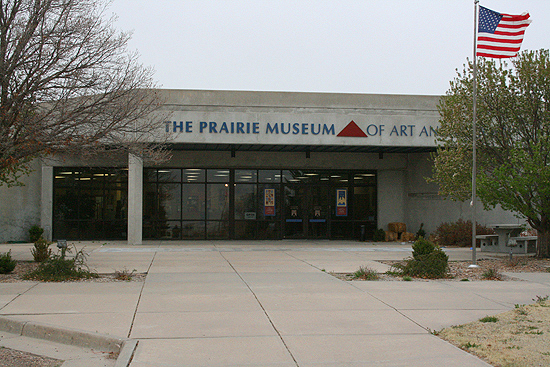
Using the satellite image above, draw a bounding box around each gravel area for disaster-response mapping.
[0,347,62,367]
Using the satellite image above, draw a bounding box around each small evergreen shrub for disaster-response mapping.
[31,237,52,262]
[395,238,449,279]
[0,251,17,274]
[372,228,386,242]
[416,223,426,239]
[433,219,494,247]
[29,225,44,243]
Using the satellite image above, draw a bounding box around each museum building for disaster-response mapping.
[0,90,517,244]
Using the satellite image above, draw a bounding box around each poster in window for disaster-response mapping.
[336,189,347,216]
[264,189,275,216]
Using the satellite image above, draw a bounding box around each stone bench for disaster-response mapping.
[508,236,537,254]
[477,234,499,252]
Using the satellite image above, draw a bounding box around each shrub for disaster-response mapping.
[352,266,379,280]
[482,267,502,280]
[479,316,498,323]
[395,238,449,279]
[416,223,426,239]
[412,237,436,259]
[433,219,494,247]
[372,228,386,242]
[28,225,44,243]
[24,246,97,282]
[31,238,52,262]
[0,251,17,274]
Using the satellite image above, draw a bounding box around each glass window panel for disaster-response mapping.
[54,188,79,220]
[158,169,181,182]
[257,221,280,239]
[144,169,157,183]
[54,169,79,187]
[235,221,256,239]
[259,170,281,183]
[143,183,158,220]
[156,220,183,239]
[183,169,205,183]
[158,183,181,220]
[181,221,205,239]
[206,221,230,239]
[330,172,350,184]
[80,169,104,185]
[353,186,377,221]
[282,170,304,183]
[79,188,104,220]
[234,184,256,220]
[53,220,79,240]
[182,184,205,220]
[207,169,230,182]
[103,220,126,239]
[103,189,127,220]
[353,172,376,185]
[207,184,229,220]
[235,169,257,183]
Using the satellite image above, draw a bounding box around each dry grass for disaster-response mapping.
[439,300,550,367]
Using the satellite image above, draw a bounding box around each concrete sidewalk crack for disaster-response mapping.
[219,251,300,367]
[127,251,157,339]
[0,283,39,312]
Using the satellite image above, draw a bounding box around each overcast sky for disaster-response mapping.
[109,0,550,96]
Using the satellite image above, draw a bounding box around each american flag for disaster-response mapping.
[477,6,531,59]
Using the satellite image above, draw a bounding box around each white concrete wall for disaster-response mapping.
[404,153,521,237]
[0,160,42,242]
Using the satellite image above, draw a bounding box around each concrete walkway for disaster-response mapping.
[1,240,550,366]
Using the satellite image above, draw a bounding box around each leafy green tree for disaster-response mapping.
[0,0,167,187]
[431,49,550,258]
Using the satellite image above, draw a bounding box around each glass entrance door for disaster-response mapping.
[284,185,329,238]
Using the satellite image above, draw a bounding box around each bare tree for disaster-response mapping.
[0,0,168,186]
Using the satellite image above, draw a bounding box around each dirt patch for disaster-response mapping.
[0,261,145,283]
[438,300,550,367]
[0,347,62,367]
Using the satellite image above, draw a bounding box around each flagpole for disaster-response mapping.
[470,0,479,267]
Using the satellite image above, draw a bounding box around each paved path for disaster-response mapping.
[2,241,550,366]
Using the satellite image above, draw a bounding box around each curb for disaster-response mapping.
[0,316,138,367]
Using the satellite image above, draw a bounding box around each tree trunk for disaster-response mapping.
[537,228,550,258]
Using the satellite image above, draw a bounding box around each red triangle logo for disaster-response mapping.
[337,120,367,137]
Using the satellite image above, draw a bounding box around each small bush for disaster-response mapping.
[479,315,498,323]
[395,238,449,279]
[0,251,17,274]
[24,246,97,282]
[482,267,502,280]
[352,266,379,280]
[31,238,52,262]
[412,237,436,259]
[114,268,137,281]
[372,228,386,242]
[433,219,494,247]
[28,225,44,243]
[416,223,426,239]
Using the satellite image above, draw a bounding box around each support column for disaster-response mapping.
[40,165,54,241]
[128,153,143,245]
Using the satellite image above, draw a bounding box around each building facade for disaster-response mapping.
[0,90,518,243]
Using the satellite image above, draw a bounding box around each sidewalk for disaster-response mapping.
[1,241,549,366]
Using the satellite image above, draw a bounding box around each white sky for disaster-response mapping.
[109,0,550,96]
